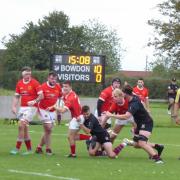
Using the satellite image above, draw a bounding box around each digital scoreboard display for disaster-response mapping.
[52,54,105,83]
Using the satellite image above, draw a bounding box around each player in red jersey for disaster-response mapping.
[35,72,62,155]
[133,78,150,113]
[10,66,43,155]
[96,78,121,129]
[105,88,136,143]
[51,81,90,157]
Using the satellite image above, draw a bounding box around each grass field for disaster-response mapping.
[0,102,180,180]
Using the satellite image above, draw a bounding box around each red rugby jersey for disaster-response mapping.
[133,86,149,102]
[99,86,114,112]
[39,82,62,111]
[15,78,42,107]
[63,90,81,118]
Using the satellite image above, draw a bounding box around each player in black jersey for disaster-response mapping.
[167,78,179,116]
[79,105,127,158]
[106,85,164,164]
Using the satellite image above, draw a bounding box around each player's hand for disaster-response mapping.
[105,111,112,118]
[27,100,36,106]
[46,105,57,111]
[12,106,17,115]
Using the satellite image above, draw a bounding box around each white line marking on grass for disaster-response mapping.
[164,143,180,147]
[29,130,67,136]
[8,169,80,180]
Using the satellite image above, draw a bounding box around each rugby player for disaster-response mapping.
[80,105,127,158]
[35,72,62,155]
[11,66,43,155]
[51,81,90,157]
[96,78,121,129]
[167,78,179,116]
[133,78,150,113]
[106,85,164,163]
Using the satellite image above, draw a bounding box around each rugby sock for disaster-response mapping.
[16,139,23,150]
[24,139,32,151]
[152,154,160,160]
[79,134,91,140]
[113,143,127,155]
[70,144,76,155]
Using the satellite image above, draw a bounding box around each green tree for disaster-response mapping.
[2,11,123,72]
[148,0,180,69]
[83,19,124,73]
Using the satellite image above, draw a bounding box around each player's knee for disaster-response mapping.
[18,121,26,129]
[136,135,148,147]
[46,128,52,135]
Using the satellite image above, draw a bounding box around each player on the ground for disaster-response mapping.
[80,105,127,158]
[11,66,43,155]
[96,78,121,129]
[51,81,90,157]
[35,72,62,155]
[133,78,150,113]
[106,85,164,163]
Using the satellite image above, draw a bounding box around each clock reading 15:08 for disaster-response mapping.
[52,54,105,83]
[68,55,91,64]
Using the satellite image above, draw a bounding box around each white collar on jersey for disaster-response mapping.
[47,81,55,88]
[23,78,31,84]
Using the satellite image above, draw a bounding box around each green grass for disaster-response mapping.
[0,102,180,180]
[0,125,180,180]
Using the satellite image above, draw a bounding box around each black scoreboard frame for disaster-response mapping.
[51,54,105,84]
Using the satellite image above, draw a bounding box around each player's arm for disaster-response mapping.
[106,111,132,120]
[97,98,104,117]
[27,92,44,106]
[79,124,91,134]
[144,97,150,113]
[54,106,68,114]
[12,94,20,115]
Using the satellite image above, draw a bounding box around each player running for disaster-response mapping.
[106,85,164,163]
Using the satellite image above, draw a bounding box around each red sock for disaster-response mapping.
[113,143,126,155]
[24,139,32,151]
[16,140,22,150]
[79,134,91,140]
[70,144,76,155]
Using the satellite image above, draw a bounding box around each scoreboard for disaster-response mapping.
[51,54,105,83]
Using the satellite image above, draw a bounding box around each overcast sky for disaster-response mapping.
[0,0,164,70]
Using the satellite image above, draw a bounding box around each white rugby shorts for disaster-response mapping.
[38,108,56,124]
[69,115,85,130]
[18,107,37,122]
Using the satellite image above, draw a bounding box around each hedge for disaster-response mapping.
[0,71,178,99]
